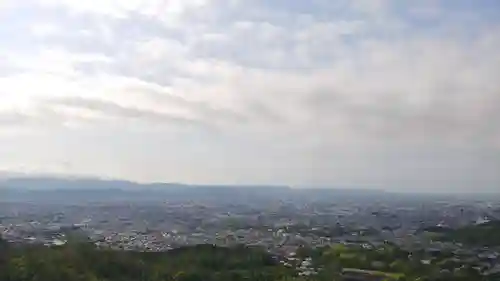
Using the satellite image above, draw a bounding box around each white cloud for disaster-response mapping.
[30,22,60,37]
[135,37,187,64]
[38,0,157,17]
[37,0,212,26]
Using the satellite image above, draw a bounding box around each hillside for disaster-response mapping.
[0,241,295,281]
[444,221,500,246]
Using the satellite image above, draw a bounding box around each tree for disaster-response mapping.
[0,243,297,281]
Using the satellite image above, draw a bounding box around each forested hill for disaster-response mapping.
[0,240,297,281]
[2,238,499,281]
[419,221,500,247]
[443,221,500,246]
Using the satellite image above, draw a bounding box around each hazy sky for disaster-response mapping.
[1,0,499,192]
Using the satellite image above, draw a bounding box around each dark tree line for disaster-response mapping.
[0,240,296,281]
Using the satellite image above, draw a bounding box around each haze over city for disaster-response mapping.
[1,0,499,192]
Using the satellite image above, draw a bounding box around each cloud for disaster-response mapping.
[30,22,60,37]
[0,0,499,190]
[0,111,32,126]
[37,0,213,27]
[48,96,203,127]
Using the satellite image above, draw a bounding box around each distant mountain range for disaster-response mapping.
[0,176,389,204]
[0,176,294,192]
[3,175,497,204]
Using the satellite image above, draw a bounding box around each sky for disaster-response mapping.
[0,0,499,192]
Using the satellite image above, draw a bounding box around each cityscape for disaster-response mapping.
[2,177,500,280]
